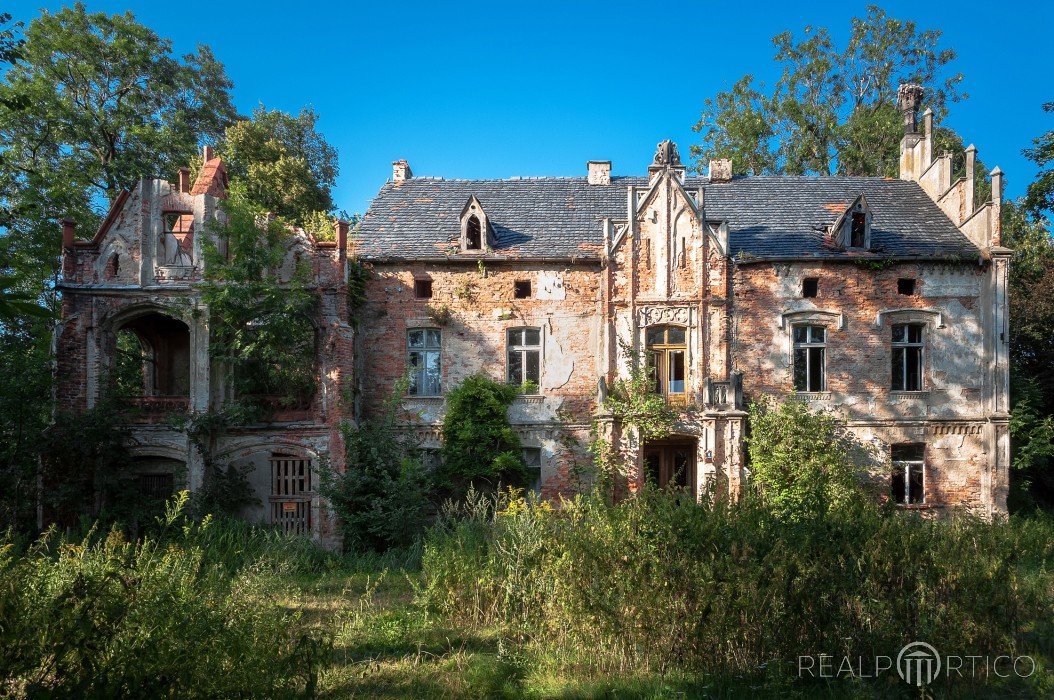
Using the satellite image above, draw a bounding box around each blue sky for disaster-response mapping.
[10,1,1054,215]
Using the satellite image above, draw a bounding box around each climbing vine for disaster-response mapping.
[590,349,676,489]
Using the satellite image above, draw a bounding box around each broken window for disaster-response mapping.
[407,329,441,396]
[514,279,532,299]
[414,279,433,299]
[507,327,541,387]
[802,277,819,298]
[160,211,194,266]
[523,447,542,495]
[793,324,826,392]
[898,278,917,296]
[850,212,867,248]
[892,323,924,391]
[270,454,312,536]
[111,313,190,401]
[646,325,687,402]
[891,443,925,504]
[465,215,482,250]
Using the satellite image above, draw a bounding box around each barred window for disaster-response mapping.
[793,325,826,392]
[408,329,441,396]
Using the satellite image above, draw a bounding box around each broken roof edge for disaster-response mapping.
[731,252,983,266]
[353,253,603,265]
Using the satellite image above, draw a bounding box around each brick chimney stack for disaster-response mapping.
[392,159,412,183]
[61,218,76,277]
[178,167,191,193]
[898,84,925,135]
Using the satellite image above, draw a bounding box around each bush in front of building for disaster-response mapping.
[0,494,327,697]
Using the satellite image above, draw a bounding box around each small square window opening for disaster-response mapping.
[414,279,433,299]
[897,278,916,296]
[514,280,532,299]
[802,277,819,298]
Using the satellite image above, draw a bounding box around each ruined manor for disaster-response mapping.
[54,86,1010,546]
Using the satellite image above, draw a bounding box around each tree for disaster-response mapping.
[1024,102,1054,220]
[217,105,338,227]
[0,3,236,294]
[691,5,963,177]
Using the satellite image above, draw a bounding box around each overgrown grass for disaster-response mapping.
[2,490,1052,698]
[418,488,1054,696]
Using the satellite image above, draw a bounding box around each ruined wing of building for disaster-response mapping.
[54,85,1010,547]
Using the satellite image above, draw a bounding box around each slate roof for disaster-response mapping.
[355,174,980,262]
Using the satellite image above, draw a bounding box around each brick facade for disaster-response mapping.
[54,90,1011,547]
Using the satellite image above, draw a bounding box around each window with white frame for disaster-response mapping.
[523,447,542,495]
[407,329,441,396]
[793,324,826,392]
[507,327,541,387]
[891,443,925,504]
[891,323,924,391]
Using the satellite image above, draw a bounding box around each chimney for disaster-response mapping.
[61,218,76,250]
[898,84,925,134]
[202,144,215,162]
[964,144,977,218]
[991,166,1004,246]
[335,219,349,250]
[392,159,412,183]
[708,158,733,183]
[177,167,191,193]
[587,161,611,185]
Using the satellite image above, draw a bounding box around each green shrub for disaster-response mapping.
[0,494,327,697]
[746,398,870,522]
[438,375,527,498]
[319,378,433,553]
[419,489,1053,691]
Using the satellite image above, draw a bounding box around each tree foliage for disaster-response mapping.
[199,187,318,411]
[217,105,337,227]
[439,375,528,498]
[691,5,963,177]
[0,3,235,293]
[1024,102,1054,220]
[746,399,869,522]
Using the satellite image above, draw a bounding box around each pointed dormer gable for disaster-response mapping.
[831,194,873,251]
[459,195,491,253]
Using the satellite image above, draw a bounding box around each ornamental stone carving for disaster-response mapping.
[638,305,691,326]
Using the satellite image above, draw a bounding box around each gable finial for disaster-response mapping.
[652,140,681,167]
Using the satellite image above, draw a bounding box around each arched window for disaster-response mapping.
[645,325,687,403]
[465,215,482,250]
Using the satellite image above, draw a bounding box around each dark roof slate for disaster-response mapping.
[355,174,979,262]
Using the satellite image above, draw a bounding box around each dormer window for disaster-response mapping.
[850,213,867,248]
[466,216,482,250]
[459,196,490,253]
[834,194,872,251]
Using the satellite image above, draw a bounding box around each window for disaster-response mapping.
[802,277,819,298]
[523,447,542,495]
[407,329,441,396]
[514,280,532,299]
[898,278,917,296]
[137,473,173,500]
[270,455,312,536]
[850,212,867,248]
[892,323,924,391]
[507,327,541,387]
[793,325,826,392]
[414,279,433,299]
[646,325,687,402]
[891,443,925,504]
[465,215,482,250]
